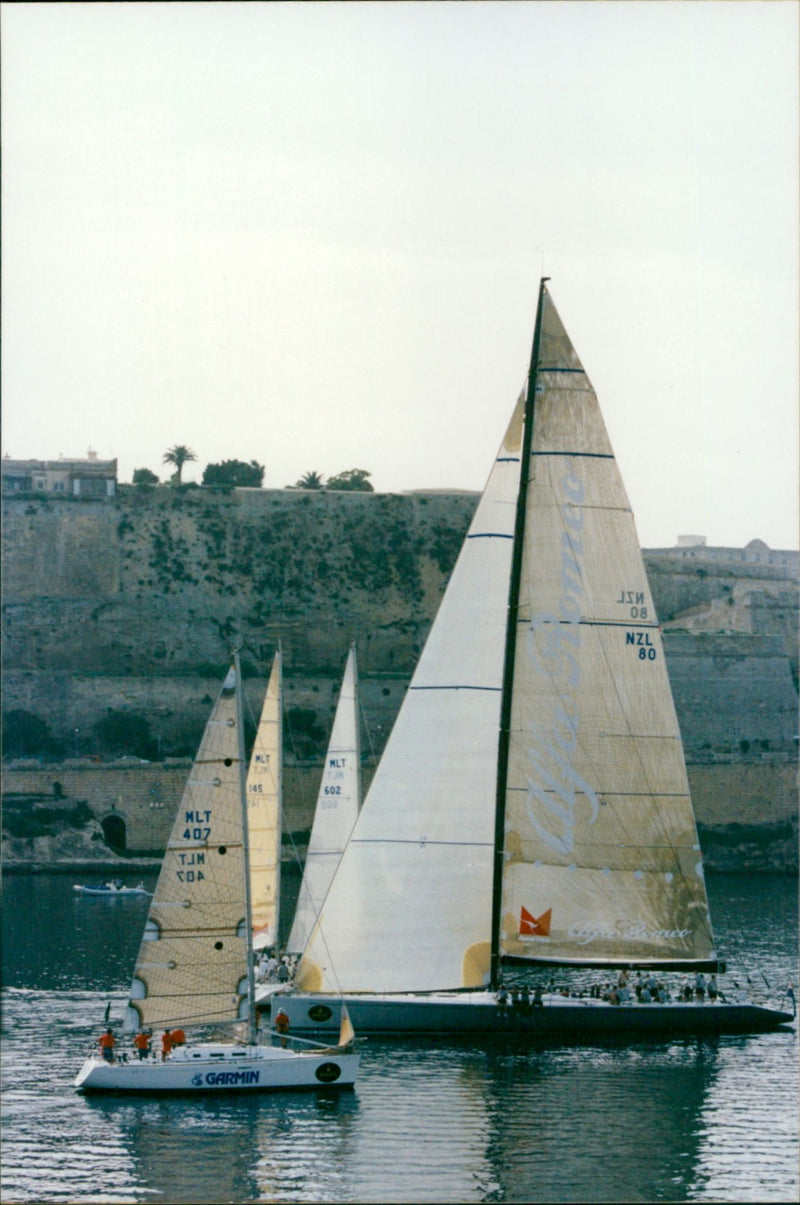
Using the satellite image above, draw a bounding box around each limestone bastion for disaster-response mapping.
[2,487,797,872]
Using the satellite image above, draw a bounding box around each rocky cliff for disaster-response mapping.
[2,487,797,870]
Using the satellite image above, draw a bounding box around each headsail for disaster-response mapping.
[499,283,715,968]
[247,650,282,951]
[124,665,250,1031]
[287,645,361,956]
[296,396,524,993]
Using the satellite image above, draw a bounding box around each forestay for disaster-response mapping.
[296,396,524,994]
[124,666,250,1031]
[500,287,715,967]
[287,645,361,956]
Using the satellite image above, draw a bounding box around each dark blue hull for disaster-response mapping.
[262,990,794,1039]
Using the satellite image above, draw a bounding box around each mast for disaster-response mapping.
[489,276,549,988]
[234,649,258,1045]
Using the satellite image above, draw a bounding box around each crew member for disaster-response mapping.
[133,1030,151,1060]
[274,1008,290,1048]
[98,1028,116,1062]
[161,1030,174,1061]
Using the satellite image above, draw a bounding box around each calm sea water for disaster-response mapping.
[1,871,797,1204]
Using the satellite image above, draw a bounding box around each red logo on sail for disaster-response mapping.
[520,906,551,938]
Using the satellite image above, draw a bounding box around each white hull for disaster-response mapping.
[262,990,794,1038]
[75,1042,359,1094]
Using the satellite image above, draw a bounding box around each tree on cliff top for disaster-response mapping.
[203,459,265,488]
[163,445,197,484]
[326,468,374,492]
[288,470,325,490]
[132,467,159,486]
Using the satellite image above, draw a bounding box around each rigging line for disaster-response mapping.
[358,673,379,773]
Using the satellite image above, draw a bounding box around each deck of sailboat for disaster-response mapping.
[265,990,794,1038]
[75,1041,359,1094]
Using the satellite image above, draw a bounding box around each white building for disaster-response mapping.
[2,450,117,498]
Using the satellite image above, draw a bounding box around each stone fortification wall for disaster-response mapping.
[2,487,797,870]
[2,758,793,871]
[2,488,474,752]
[662,632,797,759]
[2,762,191,853]
[1,760,376,861]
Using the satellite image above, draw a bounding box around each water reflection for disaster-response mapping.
[690,1029,799,1202]
[359,1035,720,1204]
[1,873,796,1203]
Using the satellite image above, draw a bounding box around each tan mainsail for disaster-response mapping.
[247,651,282,951]
[287,645,361,956]
[500,286,715,966]
[125,666,250,1030]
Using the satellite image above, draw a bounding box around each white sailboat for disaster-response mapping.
[286,644,361,958]
[74,654,359,1093]
[268,279,794,1039]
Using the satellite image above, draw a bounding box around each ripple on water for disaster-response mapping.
[1,872,797,1204]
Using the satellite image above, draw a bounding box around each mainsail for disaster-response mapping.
[247,651,282,951]
[295,278,716,1000]
[287,645,361,956]
[296,396,524,993]
[498,285,715,968]
[125,666,250,1031]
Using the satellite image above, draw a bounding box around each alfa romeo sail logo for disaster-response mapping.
[519,906,551,940]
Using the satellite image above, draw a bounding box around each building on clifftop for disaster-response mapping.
[2,450,117,498]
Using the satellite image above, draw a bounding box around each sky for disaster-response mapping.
[2,1,797,550]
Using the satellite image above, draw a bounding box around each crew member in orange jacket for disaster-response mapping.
[274,1009,290,1048]
[98,1029,116,1062]
[133,1030,151,1060]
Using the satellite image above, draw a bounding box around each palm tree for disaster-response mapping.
[162,445,197,484]
[291,470,325,490]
